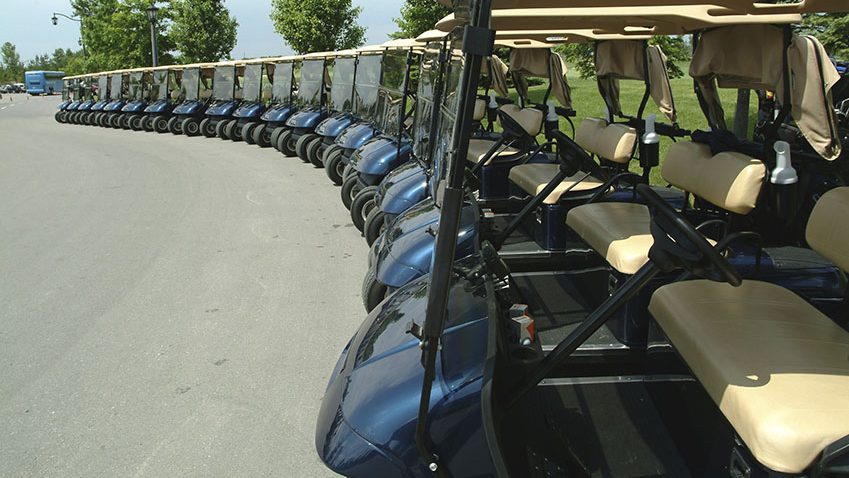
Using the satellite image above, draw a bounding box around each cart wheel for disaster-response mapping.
[243,123,257,145]
[201,118,216,138]
[121,114,132,129]
[270,126,285,151]
[183,117,201,136]
[362,270,389,313]
[295,133,317,162]
[324,147,345,185]
[341,174,362,210]
[215,119,229,139]
[364,208,386,246]
[130,115,143,131]
[227,120,242,141]
[253,124,271,147]
[351,186,378,232]
[278,129,297,157]
[306,136,324,167]
[168,116,182,134]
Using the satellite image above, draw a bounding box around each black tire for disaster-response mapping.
[120,114,131,129]
[252,124,271,147]
[306,136,324,167]
[342,163,357,183]
[108,114,120,129]
[242,123,257,145]
[130,115,144,131]
[143,116,155,132]
[277,129,297,157]
[99,114,110,128]
[55,111,63,123]
[351,186,378,232]
[168,116,182,134]
[364,207,386,246]
[341,174,362,210]
[215,119,229,139]
[183,117,201,136]
[154,116,169,133]
[295,133,317,162]
[324,147,345,185]
[270,126,285,151]
[362,269,388,313]
[200,118,216,138]
[226,120,241,141]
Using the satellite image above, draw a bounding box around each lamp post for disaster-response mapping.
[146,4,160,67]
[51,12,86,57]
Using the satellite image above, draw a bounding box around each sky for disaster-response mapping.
[0,0,403,64]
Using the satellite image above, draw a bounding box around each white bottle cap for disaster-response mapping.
[488,90,497,109]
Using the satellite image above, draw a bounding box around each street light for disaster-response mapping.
[51,12,86,57]
[146,4,160,67]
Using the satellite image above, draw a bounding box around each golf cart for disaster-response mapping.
[55,75,81,123]
[194,60,243,139]
[68,75,96,125]
[118,67,151,130]
[168,63,215,135]
[275,51,332,157]
[316,1,849,477]
[81,73,109,126]
[250,55,301,148]
[101,71,128,128]
[226,57,273,142]
[139,65,176,133]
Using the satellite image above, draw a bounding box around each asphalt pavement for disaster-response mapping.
[0,94,365,476]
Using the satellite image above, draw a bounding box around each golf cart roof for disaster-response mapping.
[435,6,802,34]
[436,0,846,13]
[303,51,343,59]
[357,45,386,54]
[496,29,651,43]
[381,38,425,49]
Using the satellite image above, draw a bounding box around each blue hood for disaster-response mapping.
[260,103,296,122]
[57,99,72,110]
[377,165,429,216]
[63,100,80,110]
[173,99,206,115]
[205,100,239,117]
[315,267,494,477]
[233,101,266,119]
[285,108,326,129]
[354,137,413,177]
[103,100,126,112]
[121,100,147,112]
[144,99,172,113]
[89,99,110,111]
[77,100,96,111]
[335,123,378,150]
[316,113,356,138]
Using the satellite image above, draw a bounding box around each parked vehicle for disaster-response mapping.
[250,55,300,148]
[167,63,215,135]
[26,70,64,95]
[219,58,270,142]
[80,73,109,126]
[274,51,333,157]
[194,60,243,139]
[115,68,152,130]
[139,65,176,132]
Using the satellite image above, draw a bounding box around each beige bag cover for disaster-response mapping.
[596,40,677,123]
[486,55,510,98]
[508,48,572,109]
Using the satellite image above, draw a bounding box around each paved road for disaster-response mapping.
[0,94,366,476]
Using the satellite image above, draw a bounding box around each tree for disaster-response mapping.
[799,13,849,59]
[270,0,366,54]
[170,0,238,63]
[0,42,24,83]
[557,36,691,79]
[390,0,451,39]
[25,49,86,75]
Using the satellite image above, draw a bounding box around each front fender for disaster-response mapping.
[144,99,172,114]
[286,109,326,129]
[103,100,126,112]
[378,166,429,216]
[173,100,206,115]
[233,101,265,119]
[336,123,378,150]
[205,100,239,117]
[316,114,355,138]
[355,137,413,177]
[57,100,72,110]
[261,103,296,122]
[121,100,147,113]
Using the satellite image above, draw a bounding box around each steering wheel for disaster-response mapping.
[636,184,742,287]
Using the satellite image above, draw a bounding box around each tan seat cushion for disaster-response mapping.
[473,99,486,122]
[565,202,652,274]
[509,163,605,205]
[466,138,521,166]
[806,187,849,272]
[662,142,766,215]
[649,279,849,474]
[574,117,637,164]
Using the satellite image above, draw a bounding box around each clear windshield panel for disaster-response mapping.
[129,72,144,100]
[412,47,442,161]
[182,68,200,100]
[98,76,108,100]
[213,66,235,100]
[151,70,168,100]
[354,54,382,121]
[430,57,464,200]
[297,59,324,107]
[110,74,123,100]
[329,57,356,112]
[242,64,263,102]
[62,81,70,100]
[272,62,293,103]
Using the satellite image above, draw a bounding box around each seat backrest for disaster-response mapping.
[662,142,766,215]
[473,99,486,122]
[500,105,543,137]
[806,187,849,272]
[575,117,637,164]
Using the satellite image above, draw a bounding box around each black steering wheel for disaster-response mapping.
[636,184,742,287]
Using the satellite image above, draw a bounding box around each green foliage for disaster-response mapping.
[170,0,237,63]
[269,0,366,54]
[556,36,692,80]
[390,0,451,40]
[71,0,174,71]
[0,42,24,83]
[25,48,87,75]
[798,12,849,59]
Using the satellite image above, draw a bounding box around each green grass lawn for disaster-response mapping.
[514,66,758,185]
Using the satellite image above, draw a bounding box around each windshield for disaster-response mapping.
[129,72,144,100]
[355,54,382,121]
[213,66,235,100]
[243,64,263,102]
[151,70,168,100]
[109,74,123,100]
[429,56,464,202]
[413,46,442,163]
[181,68,199,100]
[329,57,356,112]
[273,62,293,103]
[97,76,108,100]
[62,81,70,100]
[298,59,325,107]
[375,49,408,137]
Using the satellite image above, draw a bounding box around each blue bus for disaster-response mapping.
[24,70,65,95]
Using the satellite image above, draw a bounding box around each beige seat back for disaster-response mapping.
[661,142,766,215]
[806,187,849,271]
[500,105,543,137]
[473,99,487,122]
[575,117,637,164]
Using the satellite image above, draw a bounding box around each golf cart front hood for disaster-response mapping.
[335,122,378,150]
[144,99,171,113]
[260,103,296,122]
[121,100,147,113]
[57,100,72,110]
[316,269,493,477]
[353,137,413,176]
[89,100,109,111]
[377,166,429,216]
[285,108,326,129]
[316,113,356,138]
[205,100,239,117]
[103,100,126,112]
[172,100,205,115]
[232,101,266,119]
[375,200,478,288]
[64,100,82,110]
